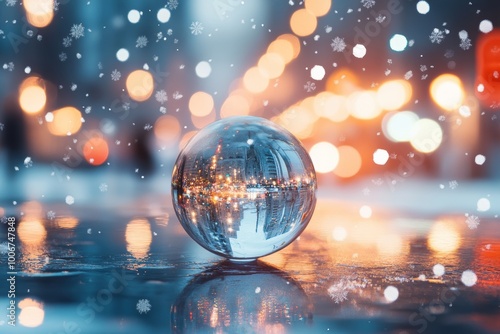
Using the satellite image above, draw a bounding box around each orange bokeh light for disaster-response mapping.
[46,106,82,136]
[290,9,317,37]
[189,91,214,117]
[221,94,251,118]
[126,70,154,102]
[377,80,413,111]
[305,0,332,17]
[267,39,295,64]
[276,34,301,60]
[334,145,362,178]
[18,76,47,115]
[243,67,269,94]
[257,53,285,79]
[154,115,181,144]
[83,135,109,166]
[24,0,54,28]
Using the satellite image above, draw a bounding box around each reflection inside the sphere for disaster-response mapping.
[171,261,313,333]
[172,117,316,260]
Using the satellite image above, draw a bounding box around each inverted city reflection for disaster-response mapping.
[171,261,312,334]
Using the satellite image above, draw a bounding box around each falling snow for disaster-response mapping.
[404,71,413,80]
[3,62,14,71]
[24,156,33,168]
[155,90,168,104]
[460,38,472,50]
[328,283,349,303]
[375,14,386,23]
[111,69,121,81]
[172,91,183,100]
[47,211,56,220]
[429,28,445,44]
[449,180,458,189]
[99,183,108,192]
[5,0,17,6]
[0,123,4,131]
[63,36,72,47]
[167,0,179,10]
[331,37,346,52]
[466,215,480,230]
[136,36,148,48]
[59,52,67,61]
[136,299,151,314]
[144,123,153,131]
[361,0,376,9]
[304,81,316,93]
[190,21,204,35]
[70,23,85,39]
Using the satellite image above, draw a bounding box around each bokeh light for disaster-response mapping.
[410,118,443,153]
[24,0,54,28]
[243,66,269,93]
[276,34,301,60]
[348,90,381,120]
[310,65,326,80]
[125,218,153,259]
[290,9,317,37]
[416,0,430,14]
[18,218,47,246]
[126,70,154,102]
[389,34,408,52]
[83,135,109,166]
[304,0,331,17]
[334,145,362,178]
[309,142,339,173]
[18,298,44,328]
[313,92,349,122]
[382,111,420,142]
[430,74,465,111]
[353,44,367,58]
[189,91,215,117]
[195,61,212,78]
[128,9,141,24]
[154,115,181,144]
[19,76,47,115]
[221,94,251,118]
[258,53,285,79]
[116,48,130,62]
[428,220,461,253]
[157,8,171,23]
[46,106,82,136]
[377,80,412,111]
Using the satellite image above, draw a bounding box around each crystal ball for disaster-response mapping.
[171,116,317,261]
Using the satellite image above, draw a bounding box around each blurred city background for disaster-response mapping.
[1,0,500,206]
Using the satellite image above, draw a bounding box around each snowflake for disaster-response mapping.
[62,36,72,47]
[328,283,349,304]
[3,62,14,71]
[144,123,153,131]
[167,0,178,10]
[361,0,376,9]
[375,14,386,23]
[404,71,413,80]
[159,106,167,114]
[59,52,67,62]
[136,36,148,48]
[24,156,33,168]
[111,69,121,81]
[167,29,173,36]
[53,0,61,11]
[5,0,17,6]
[136,299,151,314]
[99,183,108,192]
[429,28,445,44]
[70,23,85,39]
[0,216,7,224]
[460,38,472,50]
[465,215,480,230]
[362,187,371,196]
[172,91,183,100]
[190,21,204,35]
[325,25,332,33]
[155,90,168,104]
[46,210,56,220]
[449,180,458,189]
[304,81,316,93]
[331,37,346,52]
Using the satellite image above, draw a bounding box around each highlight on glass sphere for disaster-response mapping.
[171,116,317,261]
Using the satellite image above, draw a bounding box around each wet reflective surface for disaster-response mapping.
[0,194,499,333]
[172,117,316,260]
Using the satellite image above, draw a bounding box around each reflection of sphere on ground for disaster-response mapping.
[172,116,317,260]
[171,261,313,334]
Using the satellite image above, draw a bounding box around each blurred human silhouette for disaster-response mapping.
[0,95,28,178]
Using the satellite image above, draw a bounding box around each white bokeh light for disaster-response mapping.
[433,264,445,276]
[384,286,399,303]
[477,198,490,212]
[127,10,141,24]
[383,111,420,142]
[479,20,493,34]
[310,65,326,80]
[195,61,212,78]
[116,48,130,62]
[359,205,372,219]
[461,270,477,287]
[332,226,347,242]
[157,8,171,23]
[353,44,367,58]
[475,154,486,165]
[389,34,408,52]
[416,1,430,14]
[373,149,389,165]
[309,142,339,173]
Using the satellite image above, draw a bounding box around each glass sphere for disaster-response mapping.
[171,116,317,261]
